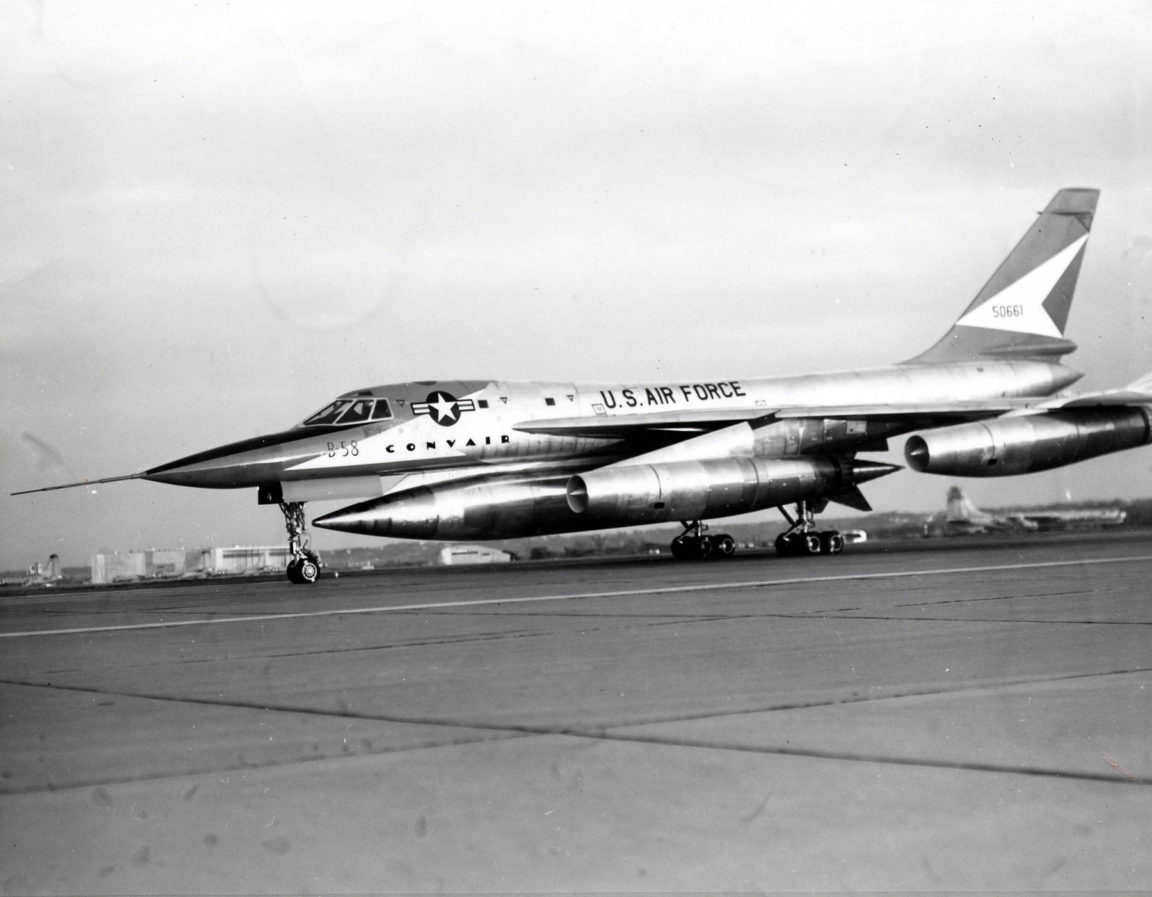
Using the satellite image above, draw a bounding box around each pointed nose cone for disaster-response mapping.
[313,503,394,537]
[850,460,903,484]
[313,488,439,539]
[144,463,243,488]
[144,428,337,488]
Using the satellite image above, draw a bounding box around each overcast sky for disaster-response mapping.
[2,0,1150,570]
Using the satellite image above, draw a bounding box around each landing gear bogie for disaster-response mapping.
[774,531,822,556]
[670,522,735,561]
[775,502,846,558]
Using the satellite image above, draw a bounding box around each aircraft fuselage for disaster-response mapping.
[144,359,1080,494]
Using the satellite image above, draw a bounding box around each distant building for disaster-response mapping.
[89,546,297,583]
[150,549,188,577]
[21,553,63,585]
[90,549,188,584]
[438,545,512,566]
[201,546,293,575]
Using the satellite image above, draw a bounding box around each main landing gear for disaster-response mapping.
[775,500,844,557]
[280,501,322,584]
[670,520,737,561]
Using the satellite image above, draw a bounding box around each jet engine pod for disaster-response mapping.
[904,407,1152,477]
[313,473,574,540]
[567,456,899,525]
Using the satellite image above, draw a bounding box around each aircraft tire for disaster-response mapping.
[298,557,320,584]
[671,535,720,561]
[819,531,844,555]
[286,559,304,584]
[714,534,736,557]
[776,532,818,557]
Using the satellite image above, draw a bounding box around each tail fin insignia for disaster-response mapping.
[953,233,1088,338]
[905,187,1099,363]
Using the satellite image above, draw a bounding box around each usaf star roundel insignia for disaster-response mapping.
[412,391,476,427]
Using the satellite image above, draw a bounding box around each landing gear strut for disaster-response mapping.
[774,501,844,557]
[280,501,321,584]
[670,520,737,561]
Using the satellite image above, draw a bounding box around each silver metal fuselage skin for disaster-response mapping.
[147,361,1077,489]
[141,360,1081,540]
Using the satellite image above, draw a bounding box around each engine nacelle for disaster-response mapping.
[313,474,574,540]
[316,457,902,539]
[566,456,898,524]
[904,408,1152,477]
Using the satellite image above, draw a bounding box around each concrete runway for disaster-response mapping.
[1,534,1150,894]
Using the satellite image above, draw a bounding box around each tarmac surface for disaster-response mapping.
[1,533,1150,894]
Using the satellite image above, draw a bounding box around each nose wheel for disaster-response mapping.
[280,501,322,584]
[287,554,321,584]
[670,521,737,560]
[775,501,844,557]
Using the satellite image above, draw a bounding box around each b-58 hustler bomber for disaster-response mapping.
[15,188,1152,582]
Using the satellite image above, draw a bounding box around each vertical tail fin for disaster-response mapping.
[906,188,1099,363]
[945,486,980,522]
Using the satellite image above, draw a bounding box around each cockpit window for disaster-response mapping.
[303,400,351,426]
[337,399,374,424]
[302,396,394,427]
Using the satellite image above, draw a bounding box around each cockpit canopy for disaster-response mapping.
[300,396,393,427]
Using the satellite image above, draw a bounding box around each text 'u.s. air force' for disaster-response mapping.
[598,381,746,409]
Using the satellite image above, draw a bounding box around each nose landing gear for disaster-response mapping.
[775,501,844,557]
[670,520,737,560]
[280,501,322,584]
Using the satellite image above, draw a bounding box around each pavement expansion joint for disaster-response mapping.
[579,729,1152,787]
[894,589,1090,607]
[0,728,532,798]
[6,660,1150,793]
